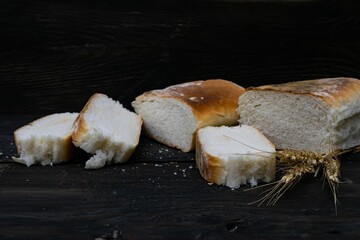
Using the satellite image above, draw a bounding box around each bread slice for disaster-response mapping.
[238,77,360,153]
[72,93,142,169]
[131,79,245,152]
[12,113,78,167]
[196,125,276,188]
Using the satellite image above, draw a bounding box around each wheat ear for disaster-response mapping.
[223,135,347,214]
[249,162,316,206]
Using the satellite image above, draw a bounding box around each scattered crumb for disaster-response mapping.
[189,97,197,101]
[121,169,125,172]
[0,152,3,155]
[174,172,177,175]
[188,165,193,169]
[0,164,8,173]
[200,97,204,100]
[155,164,162,167]
[112,230,118,239]
[208,182,213,185]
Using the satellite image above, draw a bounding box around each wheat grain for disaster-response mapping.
[276,149,325,165]
[223,134,347,214]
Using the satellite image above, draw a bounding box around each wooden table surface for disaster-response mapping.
[1,1,360,239]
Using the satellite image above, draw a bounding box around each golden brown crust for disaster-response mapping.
[13,132,21,156]
[195,134,224,185]
[71,94,99,145]
[62,134,78,161]
[247,77,360,107]
[136,79,245,127]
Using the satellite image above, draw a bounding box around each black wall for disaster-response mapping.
[1,0,360,114]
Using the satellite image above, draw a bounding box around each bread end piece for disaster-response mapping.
[132,79,245,152]
[196,125,276,188]
[238,77,360,153]
[12,113,78,167]
[72,93,142,169]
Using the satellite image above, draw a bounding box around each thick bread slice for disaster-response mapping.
[132,79,245,152]
[72,93,142,169]
[238,77,360,153]
[196,125,276,188]
[12,113,78,167]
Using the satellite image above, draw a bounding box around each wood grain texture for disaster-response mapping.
[1,0,360,113]
[2,0,360,239]
[1,116,360,239]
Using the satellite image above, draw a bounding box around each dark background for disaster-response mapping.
[1,0,360,114]
[1,0,360,239]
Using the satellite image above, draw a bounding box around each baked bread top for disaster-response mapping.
[247,77,360,107]
[132,79,245,152]
[135,79,245,127]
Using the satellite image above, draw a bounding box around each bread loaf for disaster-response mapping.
[238,77,360,153]
[72,93,142,169]
[132,79,245,152]
[196,125,276,188]
[12,113,78,167]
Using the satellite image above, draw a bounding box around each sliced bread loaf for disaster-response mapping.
[196,125,276,188]
[238,77,360,153]
[72,93,142,169]
[13,113,78,167]
[132,79,245,152]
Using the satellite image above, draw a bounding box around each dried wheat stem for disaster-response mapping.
[249,162,316,206]
[227,135,346,213]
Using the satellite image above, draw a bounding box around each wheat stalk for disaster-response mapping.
[249,161,316,206]
[223,135,348,214]
[251,149,346,214]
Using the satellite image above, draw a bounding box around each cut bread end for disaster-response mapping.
[238,78,360,153]
[196,125,276,188]
[72,93,142,169]
[132,79,245,152]
[12,113,78,167]
[132,97,196,152]
[238,89,360,153]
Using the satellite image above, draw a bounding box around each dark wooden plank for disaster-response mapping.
[1,159,360,239]
[1,1,360,114]
[1,115,360,239]
[0,153,360,239]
